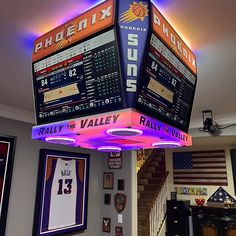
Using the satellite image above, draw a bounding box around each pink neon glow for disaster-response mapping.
[106,128,143,136]
[152,141,182,148]
[98,146,122,152]
[45,136,76,144]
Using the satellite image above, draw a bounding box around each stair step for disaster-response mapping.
[150,156,163,161]
[138,215,148,227]
[138,200,151,206]
[144,184,159,191]
[148,177,164,184]
[138,178,149,185]
[149,161,159,167]
[147,166,156,173]
[139,191,154,199]
[142,172,152,178]
[138,185,144,192]
[151,171,166,178]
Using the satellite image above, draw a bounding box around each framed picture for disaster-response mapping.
[108,152,122,169]
[103,172,114,189]
[33,149,90,236]
[115,226,123,236]
[117,179,125,191]
[102,217,111,233]
[0,134,16,236]
[104,194,111,205]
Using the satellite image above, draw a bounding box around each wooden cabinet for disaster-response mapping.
[191,205,236,236]
[167,200,190,236]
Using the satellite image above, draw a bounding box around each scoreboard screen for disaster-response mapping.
[136,33,197,132]
[33,30,124,125]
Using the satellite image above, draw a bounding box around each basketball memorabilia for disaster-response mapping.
[33,149,90,236]
[103,172,114,189]
[114,193,127,213]
[104,194,111,205]
[115,226,123,236]
[102,217,111,233]
[117,179,125,191]
[0,135,16,236]
[108,152,122,169]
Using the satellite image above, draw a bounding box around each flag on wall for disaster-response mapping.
[172,150,228,186]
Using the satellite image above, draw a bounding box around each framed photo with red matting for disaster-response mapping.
[108,152,122,169]
[0,134,16,236]
[33,149,90,236]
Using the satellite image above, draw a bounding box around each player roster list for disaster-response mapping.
[136,33,197,132]
[33,30,123,125]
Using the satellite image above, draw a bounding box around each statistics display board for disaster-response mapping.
[136,33,197,132]
[33,30,124,125]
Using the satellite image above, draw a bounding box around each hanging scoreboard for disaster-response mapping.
[32,0,197,134]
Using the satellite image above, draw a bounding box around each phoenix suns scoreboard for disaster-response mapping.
[32,0,197,132]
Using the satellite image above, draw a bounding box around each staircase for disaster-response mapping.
[138,149,168,236]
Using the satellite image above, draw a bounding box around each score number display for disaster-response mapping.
[136,33,197,132]
[33,30,123,125]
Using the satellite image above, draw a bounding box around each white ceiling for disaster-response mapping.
[0,0,236,127]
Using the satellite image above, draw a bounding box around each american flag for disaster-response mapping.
[173,150,228,186]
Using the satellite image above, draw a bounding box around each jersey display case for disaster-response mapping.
[32,0,197,151]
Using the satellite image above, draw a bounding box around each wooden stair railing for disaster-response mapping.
[138,149,168,236]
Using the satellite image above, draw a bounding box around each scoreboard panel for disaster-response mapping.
[31,0,197,151]
[136,33,197,132]
[33,29,124,125]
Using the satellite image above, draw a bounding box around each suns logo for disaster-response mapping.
[120,1,148,23]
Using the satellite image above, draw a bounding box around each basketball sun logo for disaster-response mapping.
[120,1,149,23]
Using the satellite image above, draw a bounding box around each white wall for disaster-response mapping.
[0,117,104,236]
[100,151,137,236]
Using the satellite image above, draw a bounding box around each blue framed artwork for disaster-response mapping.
[33,149,90,236]
[0,135,16,236]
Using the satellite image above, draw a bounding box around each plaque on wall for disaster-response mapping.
[114,193,127,213]
[102,217,111,233]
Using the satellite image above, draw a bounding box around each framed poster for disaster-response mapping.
[0,135,16,236]
[33,149,90,236]
[103,172,114,189]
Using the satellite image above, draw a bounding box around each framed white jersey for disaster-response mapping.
[33,149,90,236]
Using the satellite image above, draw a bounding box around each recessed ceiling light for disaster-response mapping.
[98,146,122,152]
[106,128,143,137]
[152,141,182,148]
[45,137,76,145]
